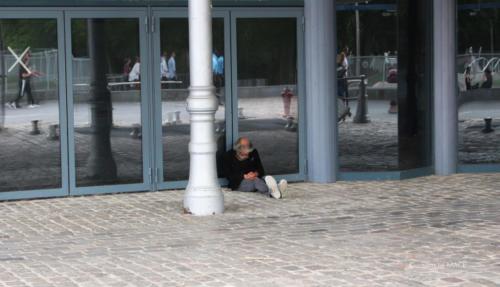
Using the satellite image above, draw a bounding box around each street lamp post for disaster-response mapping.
[355,2,361,76]
[183,0,224,215]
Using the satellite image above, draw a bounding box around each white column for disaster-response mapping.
[184,0,224,215]
[433,0,457,175]
[305,0,338,183]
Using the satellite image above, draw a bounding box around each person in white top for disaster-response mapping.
[128,56,140,82]
[160,51,168,80]
[167,52,176,80]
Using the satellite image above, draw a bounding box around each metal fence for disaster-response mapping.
[1,48,58,97]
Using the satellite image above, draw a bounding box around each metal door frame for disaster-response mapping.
[64,8,153,196]
[230,8,307,182]
[0,9,69,200]
[151,8,232,191]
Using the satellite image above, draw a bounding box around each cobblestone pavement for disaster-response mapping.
[1,174,499,287]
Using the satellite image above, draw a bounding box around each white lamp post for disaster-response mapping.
[183,0,224,215]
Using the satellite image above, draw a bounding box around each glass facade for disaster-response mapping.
[457,1,500,166]
[0,6,303,198]
[1,1,495,199]
[337,0,433,173]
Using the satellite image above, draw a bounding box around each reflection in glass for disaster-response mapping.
[457,2,500,165]
[0,19,61,192]
[337,0,433,172]
[160,18,226,181]
[71,19,143,187]
[236,18,299,175]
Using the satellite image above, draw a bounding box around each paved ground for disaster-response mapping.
[1,174,499,287]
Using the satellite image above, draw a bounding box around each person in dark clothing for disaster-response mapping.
[8,52,40,109]
[223,137,288,199]
[481,69,493,89]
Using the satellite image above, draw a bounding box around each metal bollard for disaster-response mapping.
[30,120,41,135]
[130,124,142,139]
[388,100,398,114]
[238,107,245,119]
[482,118,494,133]
[47,124,59,140]
[285,117,297,132]
[353,75,370,124]
[175,111,182,124]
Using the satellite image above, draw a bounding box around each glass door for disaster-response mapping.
[231,10,305,180]
[152,9,231,189]
[0,11,68,200]
[65,9,152,195]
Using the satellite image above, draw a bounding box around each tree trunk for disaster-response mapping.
[85,19,117,181]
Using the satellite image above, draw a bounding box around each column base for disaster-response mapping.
[183,186,224,216]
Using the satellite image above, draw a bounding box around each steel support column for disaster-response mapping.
[305,0,338,182]
[433,0,457,175]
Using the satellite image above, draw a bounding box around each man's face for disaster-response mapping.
[237,139,252,159]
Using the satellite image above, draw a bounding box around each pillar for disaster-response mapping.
[86,19,117,181]
[184,0,224,215]
[433,0,457,175]
[305,0,338,183]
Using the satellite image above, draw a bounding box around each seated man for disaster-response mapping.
[223,137,288,199]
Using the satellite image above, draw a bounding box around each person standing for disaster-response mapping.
[122,57,131,81]
[281,86,294,118]
[464,66,472,91]
[167,51,176,80]
[337,51,348,99]
[128,56,140,89]
[160,51,169,80]
[342,46,350,77]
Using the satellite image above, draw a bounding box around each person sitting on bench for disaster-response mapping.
[223,137,288,199]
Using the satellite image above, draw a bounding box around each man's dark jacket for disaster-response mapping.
[223,149,265,190]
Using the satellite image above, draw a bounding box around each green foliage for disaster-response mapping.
[0,19,57,50]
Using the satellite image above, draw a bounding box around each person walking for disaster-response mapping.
[8,52,40,109]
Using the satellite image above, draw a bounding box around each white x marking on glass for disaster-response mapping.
[7,46,31,74]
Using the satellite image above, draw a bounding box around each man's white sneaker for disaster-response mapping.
[264,175,281,199]
[278,179,288,198]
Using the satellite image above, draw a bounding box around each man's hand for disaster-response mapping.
[244,172,258,180]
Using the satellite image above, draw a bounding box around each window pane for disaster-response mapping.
[71,18,143,187]
[457,2,500,165]
[160,18,226,182]
[236,18,299,175]
[338,0,433,172]
[0,19,61,192]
